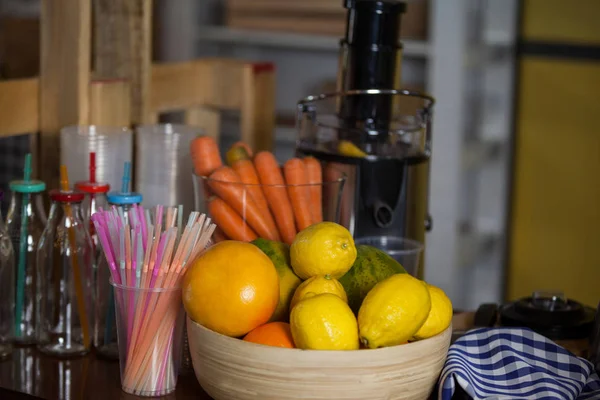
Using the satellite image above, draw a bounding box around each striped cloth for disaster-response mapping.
[439,328,600,400]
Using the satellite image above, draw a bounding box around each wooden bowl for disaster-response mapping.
[187,317,451,400]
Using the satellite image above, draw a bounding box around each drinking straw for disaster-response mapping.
[176,205,183,240]
[121,161,131,194]
[91,213,120,283]
[128,225,141,344]
[156,328,175,392]
[59,165,91,348]
[87,153,97,253]
[14,153,32,337]
[137,205,147,248]
[92,205,215,394]
[125,224,132,287]
[89,152,96,183]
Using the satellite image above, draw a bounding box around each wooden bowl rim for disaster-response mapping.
[187,316,452,357]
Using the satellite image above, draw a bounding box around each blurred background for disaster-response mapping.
[1,0,598,311]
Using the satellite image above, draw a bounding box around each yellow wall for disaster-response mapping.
[507,0,600,307]
[521,0,600,44]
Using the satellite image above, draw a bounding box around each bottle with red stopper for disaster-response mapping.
[74,152,110,253]
[36,165,94,357]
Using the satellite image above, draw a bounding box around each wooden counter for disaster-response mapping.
[0,347,210,400]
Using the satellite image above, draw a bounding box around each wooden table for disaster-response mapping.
[0,313,475,400]
[0,347,211,400]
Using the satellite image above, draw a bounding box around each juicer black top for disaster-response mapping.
[338,0,406,134]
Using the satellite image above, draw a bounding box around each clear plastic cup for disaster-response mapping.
[135,124,200,218]
[354,236,424,277]
[112,282,185,396]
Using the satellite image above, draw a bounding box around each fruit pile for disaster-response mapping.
[190,138,327,245]
[182,222,452,350]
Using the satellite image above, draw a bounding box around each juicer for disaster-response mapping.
[296,0,434,278]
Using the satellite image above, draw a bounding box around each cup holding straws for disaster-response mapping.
[92,205,215,396]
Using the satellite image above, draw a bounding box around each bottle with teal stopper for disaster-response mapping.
[6,154,47,345]
[95,161,142,360]
[0,190,16,358]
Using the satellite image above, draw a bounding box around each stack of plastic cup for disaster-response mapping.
[135,124,200,217]
[60,125,133,193]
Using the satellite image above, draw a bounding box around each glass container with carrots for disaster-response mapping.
[191,140,346,245]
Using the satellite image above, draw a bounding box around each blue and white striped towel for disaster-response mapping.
[439,328,600,400]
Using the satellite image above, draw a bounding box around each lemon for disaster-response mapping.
[358,274,431,349]
[290,222,357,280]
[338,140,367,158]
[290,275,348,310]
[413,284,453,340]
[290,293,359,350]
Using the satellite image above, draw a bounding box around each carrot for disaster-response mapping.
[232,159,272,216]
[208,166,279,241]
[212,226,228,243]
[284,158,313,231]
[254,151,297,244]
[226,145,251,166]
[208,197,257,242]
[232,141,253,158]
[190,136,223,176]
[324,162,347,225]
[302,156,323,223]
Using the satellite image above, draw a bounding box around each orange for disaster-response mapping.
[243,322,295,348]
[182,240,280,337]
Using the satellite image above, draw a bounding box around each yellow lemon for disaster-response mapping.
[338,140,367,158]
[358,274,431,349]
[290,275,348,310]
[290,222,357,280]
[290,293,359,350]
[413,284,453,340]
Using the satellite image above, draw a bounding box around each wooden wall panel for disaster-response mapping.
[39,0,91,188]
[0,78,38,137]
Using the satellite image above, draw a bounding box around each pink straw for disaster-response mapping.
[126,226,139,350]
[137,205,147,249]
[91,215,121,284]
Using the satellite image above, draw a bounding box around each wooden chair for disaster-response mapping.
[0,0,276,189]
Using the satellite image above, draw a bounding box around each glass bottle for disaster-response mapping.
[94,190,142,360]
[0,192,16,358]
[37,190,94,357]
[6,179,47,345]
[74,180,110,252]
